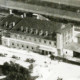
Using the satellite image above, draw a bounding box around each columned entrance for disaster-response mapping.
[41,50,53,56]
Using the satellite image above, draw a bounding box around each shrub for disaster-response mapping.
[29,64,33,73]
[0,53,6,57]
[12,55,20,60]
[25,58,35,63]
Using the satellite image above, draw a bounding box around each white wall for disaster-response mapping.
[57,33,63,49]
[63,49,73,58]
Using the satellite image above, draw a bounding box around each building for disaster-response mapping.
[0,14,74,57]
[0,14,80,63]
[0,15,59,55]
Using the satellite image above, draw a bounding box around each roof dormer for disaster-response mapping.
[21,26,24,32]
[5,22,8,27]
[45,31,48,37]
[12,22,15,26]
[30,28,33,34]
[35,29,38,35]
[39,30,44,36]
[26,27,28,32]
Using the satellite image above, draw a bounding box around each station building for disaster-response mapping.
[0,14,80,61]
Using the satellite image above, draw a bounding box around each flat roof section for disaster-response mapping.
[64,42,80,53]
[41,0,80,8]
[0,0,80,22]
[76,33,80,38]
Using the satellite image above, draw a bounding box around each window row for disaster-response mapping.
[19,27,49,36]
[11,34,55,46]
[11,42,36,50]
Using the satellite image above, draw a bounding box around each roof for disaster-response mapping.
[56,23,73,33]
[0,15,21,29]
[0,16,4,23]
[64,42,80,53]
[1,0,80,22]
[12,17,62,33]
[76,33,80,38]
[41,0,80,8]
[10,17,62,40]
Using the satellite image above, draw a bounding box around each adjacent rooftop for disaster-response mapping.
[41,0,80,8]
[0,0,80,22]
[64,42,80,53]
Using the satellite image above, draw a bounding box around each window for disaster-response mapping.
[26,46,28,48]
[17,44,19,46]
[44,40,46,43]
[24,37,26,39]
[15,34,17,38]
[22,45,24,47]
[39,39,41,42]
[34,38,36,41]
[49,41,51,44]
[3,41,6,45]
[66,42,67,44]
[20,35,22,39]
[29,37,31,40]
[12,43,14,45]
[54,42,56,46]
[32,47,33,50]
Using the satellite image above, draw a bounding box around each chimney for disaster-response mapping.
[23,13,26,18]
[5,22,8,27]
[9,9,13,14]
[21,15,24,18]
[12,22,15,26]
[21,26,24,31]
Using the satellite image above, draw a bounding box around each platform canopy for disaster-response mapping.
[0,0,80,22]
[42,0,80,8]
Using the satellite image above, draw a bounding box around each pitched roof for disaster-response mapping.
[1,15,21,24]
[10,17,63,40]
[12,17,62,33]
[0,15,21,29]
[56,23,73,33]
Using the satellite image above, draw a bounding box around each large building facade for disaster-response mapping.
[0,14,80,62]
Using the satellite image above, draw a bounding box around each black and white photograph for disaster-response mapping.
[0,0,80,80]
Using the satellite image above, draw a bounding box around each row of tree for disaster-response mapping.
[0,61,35,80]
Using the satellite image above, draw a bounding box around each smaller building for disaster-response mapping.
[76,33,80,43]
[64,42,80,62]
